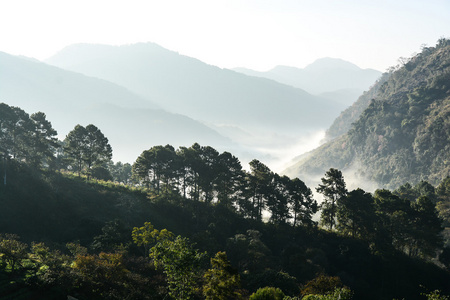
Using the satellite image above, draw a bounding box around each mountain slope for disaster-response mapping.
[234,58,381,96]
[324,73,391,141]
[284,39,450,189]
[46,43,345,135]
[0,51,231,163]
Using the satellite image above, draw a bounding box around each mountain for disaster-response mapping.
[324,73,391,141]
[234,58,382,106]
[0,51,231,163]
[283,39,450,189]
[317,88,366,107]
[45,43,345,137]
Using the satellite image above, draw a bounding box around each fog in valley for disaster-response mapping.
[1,42,383,185]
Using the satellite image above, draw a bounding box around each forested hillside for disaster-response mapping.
[324,72,390,141]
[285,38,450,189]
[0,103,450,299]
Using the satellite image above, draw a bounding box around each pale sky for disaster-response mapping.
[1,0,449,72]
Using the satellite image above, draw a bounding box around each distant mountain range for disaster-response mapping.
[45,43,345,134]
[283,39,450,189]
[0,51,231,163]
[1,42,383,166]
[234,58,381,106]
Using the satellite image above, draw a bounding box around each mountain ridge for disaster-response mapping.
[284,38,450,189]
[0,51,232,163]
[45,43,345,133]
[233,57,382,96]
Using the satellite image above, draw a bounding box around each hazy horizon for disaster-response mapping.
[1,0,449,72]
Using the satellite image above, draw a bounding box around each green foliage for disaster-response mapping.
[108,161,132,184]
[30,241,73,288]
[302,287,353,300]
[436,177,450,231]
[317,168,347,231]
[423,290,450,300]
[150,236,205,299]
[132,144,317,226]
[0,234,28,271]
[0,114,449,300]
[92,219,130,252]
[0,103,59,168]
[292,38,450,189]
[64,124,112,179]
[203,251,242,300]
[249,286,285,300]
[373,189,443,258]
[337,188,376,239]
[72,252,130,299]
[226,230,271,273]
[301,275,343,296]
[132,222,174,256]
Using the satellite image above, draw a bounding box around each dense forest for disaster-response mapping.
[286,38,450,189]
[0,99,450,299]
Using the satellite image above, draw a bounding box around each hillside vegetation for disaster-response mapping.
[285,38,450,189]
[0,101,450,299]
[1,158,450,299]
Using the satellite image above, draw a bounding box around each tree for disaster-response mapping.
[408,196,443,258]
[248,159,273,221]
[72,252,129,299]
[373,189,443,257]
[316,168,347,230]
[10,106,34,161]
[373,189,413,253]
[203,251,242,300]
[214,151,245,208]
[302,287,353,300]
[268,174,291,225]
[413,180,437,202]
[337,188,376,238]
[197,145,220,202]
[249,287,285,300]
[288,177,317,227]
[92,219,130,252]
[301,275,343,296]
[109,161,132,184]
[150,236,205,299]
[132,222,174,257]
[28,112,59,167]
[64,124,112,178]
[30,242,72,287]
[226,230,271,273]
[393,182,417,202]
[132,145,178,193]
[64,124,88,176]
[422,290,450,300]
[0,103,16,159]
[0,233,28,271]
[83,124,112,179]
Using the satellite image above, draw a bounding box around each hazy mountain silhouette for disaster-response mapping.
[46,43,345,137]
[0,51,231,163]
[234,58,381,106]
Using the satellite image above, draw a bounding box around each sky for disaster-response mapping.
[1,0,449,72]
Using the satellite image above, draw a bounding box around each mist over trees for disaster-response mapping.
[0,99,449,299]
[0,38,450,299]
[285,38,450,189]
